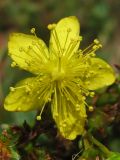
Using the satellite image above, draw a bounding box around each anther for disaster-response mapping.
[37,78,42,82]
[25,86,31,93]
[47,23,56,30]
[85,92,89,96]
[52,89,55,93]
[92,45,99,50]
[98,65,102,69]
[11,62,17,67]
[30,28,36,34]
[90,92,95,97]
[37,91,40,94]
[36,115,41,121]
[89,71,94,74]
[79,36,83,41]
[76,104,80,107]
[77,83,80,87]
[82,115,87,118]
[82,96,86,101]
[76,108,80,111]
[94,39,100,44]
[10,87,15,92]
[76,104,81,111]
[37,104,46,121]
[79,49,82,53]
[89,106,94,112]
[54,113,58,117]
[85,81,90,85]
[99,44,102,48]
[62,122,67,127]
[89,52,96,57]
[18,107,21,111]
[48,97,51,102]
[86,73,90,78]
[67,98,70,101]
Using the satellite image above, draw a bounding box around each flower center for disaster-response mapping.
[52,67,65,81]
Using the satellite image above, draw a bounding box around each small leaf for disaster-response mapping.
[10,148,20,160]
[107,152,120,160]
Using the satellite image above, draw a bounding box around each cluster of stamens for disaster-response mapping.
[9,24,103,124]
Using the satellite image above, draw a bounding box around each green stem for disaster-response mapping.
[88,133,111,157]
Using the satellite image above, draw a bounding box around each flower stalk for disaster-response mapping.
[88,133,111,157]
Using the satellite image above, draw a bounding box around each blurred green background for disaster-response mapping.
[0,0,120,153]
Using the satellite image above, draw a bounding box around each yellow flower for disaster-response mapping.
[4,16,115,140]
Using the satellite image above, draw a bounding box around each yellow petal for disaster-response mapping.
[4,76,52,112]
[49,16,80,58]
[84,58,115,90]
[8,33,49,74]
[51,86,86,140]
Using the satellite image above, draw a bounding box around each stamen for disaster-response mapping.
[63,28,71,51]
[53,86,59,117]
[94,39,99,44]
[36,83,53,121]
[17,107,21,111]
[11,44,48,73]
[52,29,62,55]
[25,86,31,94]
[82,39,102,55]
[65,80,89,99]
[47,23,56,30]
[57,91,68,126]
[88,106,94,112]
[36,115,41,120]
[37,85,49,99]
[11,62,17,67]
[64,36,82,59]
[30,28,49,61]
[32,41,49,61]
[89,92,95,97]
[49,44,58,58]
[62,87,77,106]
[11,49,40,69]
[62,122,67,127]
[82,43,94,54]
[9,85,30,92]
[31,42,46,61]
[10,87,15,92]
[30,28,36,34]
[76,104,81,111]
[47,97,51,102]
[79,36,83,41]
[36,103,46,121]
[84,101,94,112]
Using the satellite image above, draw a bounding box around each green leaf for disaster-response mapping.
[107,152,120,160]
[10,148,20,160]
